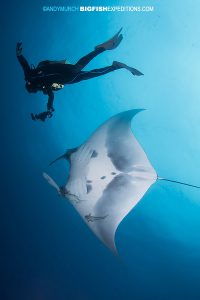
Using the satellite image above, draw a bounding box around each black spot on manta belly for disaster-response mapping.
[91,150,98,158]
[101,176,106,180]
[87,180,93,183]
[87,184,92,193]
[111,172,116,175]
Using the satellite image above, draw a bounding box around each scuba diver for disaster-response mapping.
[16,28,143,122]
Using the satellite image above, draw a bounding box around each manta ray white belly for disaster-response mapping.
[43,109,157,253]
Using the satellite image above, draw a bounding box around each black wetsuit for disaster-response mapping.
[17,47,121,111]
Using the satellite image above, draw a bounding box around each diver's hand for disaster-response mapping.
[16,42,22,56]
[30,113,36,121]
[31,110,54,122]
[47,105,55,112]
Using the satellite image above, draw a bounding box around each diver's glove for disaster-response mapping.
[47,104,55,112]
[31,110,53,122]
[16,42,23,56]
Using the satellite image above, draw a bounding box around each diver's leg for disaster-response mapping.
[75,28,123,70]
[70,65,121,83]
[70,61,143,84]
[75,47,105,70]
[74,28,123,70]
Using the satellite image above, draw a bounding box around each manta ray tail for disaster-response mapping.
[158,177,200,189]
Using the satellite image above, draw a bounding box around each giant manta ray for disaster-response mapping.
[43,109,199,253]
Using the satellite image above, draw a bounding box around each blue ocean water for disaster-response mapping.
[2,0,200,299]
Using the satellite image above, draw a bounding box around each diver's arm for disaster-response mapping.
[16,42,31,79]
[46,88,55,111]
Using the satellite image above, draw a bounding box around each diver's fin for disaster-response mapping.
[158,177,200,189]
[95,28,123,50]
[128,67,144,76]
[112,61,144,76]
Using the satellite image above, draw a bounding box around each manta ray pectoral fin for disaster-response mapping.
[123,108,146,120]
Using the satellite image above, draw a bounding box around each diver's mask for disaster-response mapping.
[25,81,38,93]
